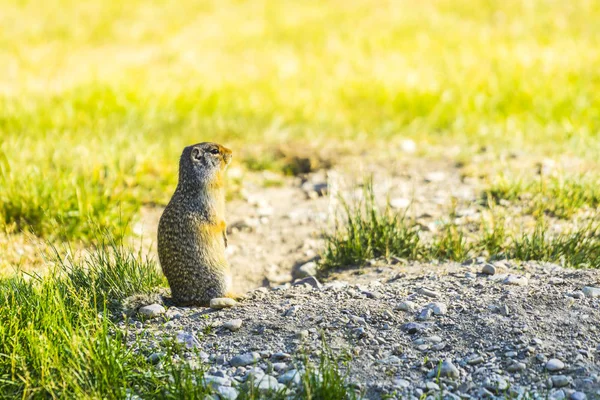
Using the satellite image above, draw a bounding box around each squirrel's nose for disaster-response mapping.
[223,152,232,164]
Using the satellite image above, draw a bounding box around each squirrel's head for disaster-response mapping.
[178,142,232,189]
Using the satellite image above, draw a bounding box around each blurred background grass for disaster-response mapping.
[1,0,599,242]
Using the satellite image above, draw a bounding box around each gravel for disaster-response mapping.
[120,261,600,399]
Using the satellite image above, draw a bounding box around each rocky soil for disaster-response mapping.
[126,261,600,399]
[126,153,600,399]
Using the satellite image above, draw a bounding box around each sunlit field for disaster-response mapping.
[1,0,600,246]
[1,1,600,397]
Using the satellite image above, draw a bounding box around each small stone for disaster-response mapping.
[165,308,183,320]
[427,302,448,315]
[503,275,529,286]
[255,375,282,391]
[284,306,299,317]
[292,276,322,289]
[297,262,318,277]
[270,363,285,373]
[417,307,433,321]
[138,304,165,319]
[210,298,238,309]
[424,172,446,183]
[551,375,571,388]
[278,369,301,385]
[392,378,411,389]
[499,304,510,316]
[546,359,565,372]
[390,198,411,209]
[582,286,600,298]
[296,330,309,339]
[482,264,496,275]
[570,392,587,400]
[437,360,460,378]
[402,322,426,334]
[176,331,200,349]
[223,319,243,332]
[484,376,509,392]
[204,375,231,388]
[396,301,418,312]
[217,386,239,400]
[570,291,585,299]
[507,362,527,373]
[271,352,291,361]
[230,352,260,367]
[418,288,440,298]
[425,381,440,391]
[467,355,484,365]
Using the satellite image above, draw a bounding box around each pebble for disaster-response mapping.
[223,319,243,332]
[402,322,426,334]
[570,392,587,400]
[551,375,571,388]
[255,375,282,391]
[582,286,600,298]
[507,362,527,373]
[165,308,183,320]
[297,330,309,339]
[176,331,200,349]
[210,298,238,309]
[425,381,440,391]
[272,352,291,360]
[546,359,565,372]
[417,307,433,321]
[297,262,318,277]
[466,355,484,365]
[504,275,529,286]
[427,302,448,315]
[418,288,440,298]
[424,172,446,183]
[484,376,509,392]
[390,198,411,209]
[392,378,411,388]
[230,352,260,367]
[137,304,165,319]
[278,369,301,385]
[396,301,418,312]
[204,375,231,388]
[482,264,496,275]
[217,386,239,400]
[292,276,322,289]
[438,360,460,378]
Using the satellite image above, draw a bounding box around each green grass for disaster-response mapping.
[320,182,422,270]
[2,0,600,242]
[320,186,600,272]
[0,234,356,398]
[484,175,600,219]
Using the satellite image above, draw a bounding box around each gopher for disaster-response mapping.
[158,142,232,305]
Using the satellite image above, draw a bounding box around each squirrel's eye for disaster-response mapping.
[210,148,220,155]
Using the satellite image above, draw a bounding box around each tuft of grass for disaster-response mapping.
[484,176,600,219]
[322,185,600,271]
[431,224,473,262]
[320,182,422,272]
[297,348,357,400]
[509,220,600,268]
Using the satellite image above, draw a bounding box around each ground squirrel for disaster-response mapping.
[158,142,233,306]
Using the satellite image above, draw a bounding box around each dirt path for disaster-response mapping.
[136,155,481,294]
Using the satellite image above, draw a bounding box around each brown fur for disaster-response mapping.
[157,142,232,306]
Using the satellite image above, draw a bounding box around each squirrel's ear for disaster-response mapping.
[191,147,202,161]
